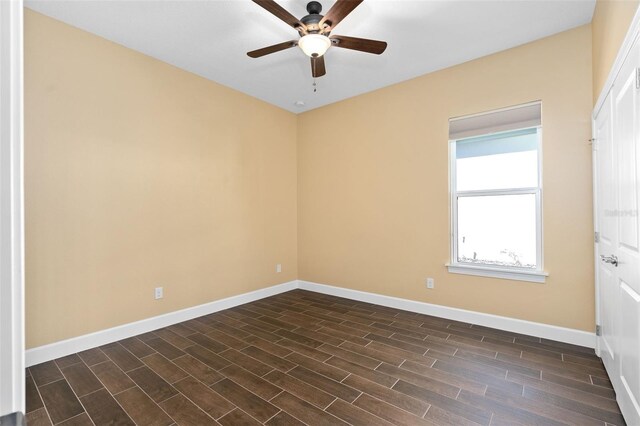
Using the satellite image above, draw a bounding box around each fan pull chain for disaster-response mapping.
[313,78,317,93]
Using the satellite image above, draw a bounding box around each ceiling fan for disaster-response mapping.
[247,0,387,78]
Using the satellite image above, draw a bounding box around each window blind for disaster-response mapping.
[455,128,538,159]
[449,102,541,141]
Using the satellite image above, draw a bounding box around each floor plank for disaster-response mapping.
[61,362,104,397]
[113,386,174,426]
[158,394,218,425]
[25,375,44,413]
[263,370,336,409]
[287,366,361,402]
[220,363,283,400]
[30,361,63,387]
[100,343,144,372]
[126,366,177,403]
[38,379,85,424]
[393,379,492,425]
[90,360,136,395]
[325,398,394,425]
[270,391,347,425]
[265,411,305,426]
[141,352,189,384]
[211,378,280,422]
[25,408,52,426]
[173,376,235,419]
[80,389,135,426]
[219,408,263,426]
[172,354,224,385]
[352,393,435,425]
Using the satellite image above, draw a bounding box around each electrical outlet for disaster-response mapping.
[154,287,163,300]
[276,264,282,273]
[426,278,435,289]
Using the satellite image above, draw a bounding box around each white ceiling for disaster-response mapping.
[26,0,595,113]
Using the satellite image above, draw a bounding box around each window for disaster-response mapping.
[447,103,546,283]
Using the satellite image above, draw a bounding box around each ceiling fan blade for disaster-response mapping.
[247,40,297,58]
[311,56,326,78]
[319,0,363,30]
[252,0,306,33]
[330,35,387,54]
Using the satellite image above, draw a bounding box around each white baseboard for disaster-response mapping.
[298,280,596,349]
[25,280,298,367]
[26,278,595,366]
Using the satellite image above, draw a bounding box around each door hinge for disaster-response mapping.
[596,325,601,336]
[595,231,600,243]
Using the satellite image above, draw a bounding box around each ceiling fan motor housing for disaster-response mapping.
[306,1,322,14]
[301,1,325,33]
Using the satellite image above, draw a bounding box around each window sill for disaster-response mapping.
[446,263,548,283]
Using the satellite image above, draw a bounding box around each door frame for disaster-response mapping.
[593,7,640,119]
[593,5,640,358]
[592,110,601,357]
[0,0,25,416]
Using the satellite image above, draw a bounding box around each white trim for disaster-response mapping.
[0,0,24,416]
[593,5,640,118]
[445,263,548,283]
[449,100,542,122]
[298,280,595,348]
[25,281,298,367]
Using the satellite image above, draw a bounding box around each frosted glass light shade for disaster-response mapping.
[298,34,331,57]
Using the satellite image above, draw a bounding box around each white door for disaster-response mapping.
[596,39,640,426]
[594,92,618,382]
[612,43,640,426]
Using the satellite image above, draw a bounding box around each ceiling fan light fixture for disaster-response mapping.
[298,34,331,57]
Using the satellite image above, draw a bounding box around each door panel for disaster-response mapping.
[595,93,617,375]
[600,267,617,362]
[597,95,616,247]
[615,55,640,294]
[619,282,640,420]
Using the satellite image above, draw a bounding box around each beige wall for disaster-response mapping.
[298,25,595,331]
[25,10,298,348]
[592,0,640,103]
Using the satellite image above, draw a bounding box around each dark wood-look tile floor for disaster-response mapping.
[25,290,625,426]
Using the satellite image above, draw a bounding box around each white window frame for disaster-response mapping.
[447,126,548,283]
